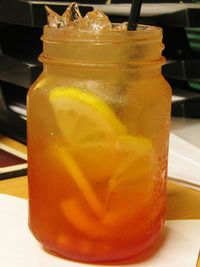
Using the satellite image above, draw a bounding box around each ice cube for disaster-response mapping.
[113,22,128,32]
[45,4,128,32]
[45,6,65,28]
[78,10,112,33]
[45,3,83,29]
[62,2,82,26]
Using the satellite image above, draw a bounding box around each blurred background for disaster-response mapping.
[0,0,200,144]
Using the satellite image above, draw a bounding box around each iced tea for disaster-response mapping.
[27,4,171,263]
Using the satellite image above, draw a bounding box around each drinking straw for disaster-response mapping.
[128,0,142,31]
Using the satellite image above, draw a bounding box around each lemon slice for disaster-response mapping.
[49,87,126,217]
[104,134,155,222]
[49,87,126,181]
[107,134,155,199]
[113,134,154,180]
[49,87,126,134]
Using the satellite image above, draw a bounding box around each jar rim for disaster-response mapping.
[39,54,165,69]
[42,24,162,43]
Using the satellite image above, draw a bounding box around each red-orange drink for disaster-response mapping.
[27,4,171,263]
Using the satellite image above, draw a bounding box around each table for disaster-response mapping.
[0,134,200,266]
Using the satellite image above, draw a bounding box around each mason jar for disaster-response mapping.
[27,24,172,263]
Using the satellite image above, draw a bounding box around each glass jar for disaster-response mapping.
[27,25,172,263]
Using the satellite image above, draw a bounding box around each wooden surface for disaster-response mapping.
[0,135,28,198]
[0,135,200,266]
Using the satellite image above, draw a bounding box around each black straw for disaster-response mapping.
[127,0,142,31]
